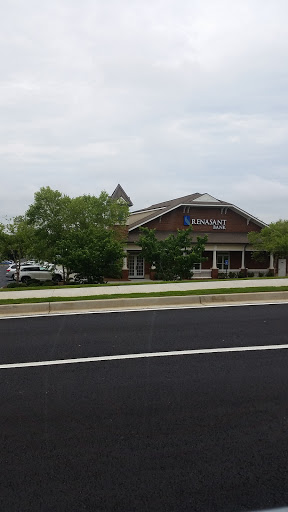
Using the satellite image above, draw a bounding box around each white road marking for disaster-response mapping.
[0,300,288,320]
[1,344,288,369]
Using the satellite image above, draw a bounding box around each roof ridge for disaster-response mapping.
[132,192,202,213]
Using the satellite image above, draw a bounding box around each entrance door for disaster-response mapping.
[128,254,145,278]
[217,253,229,270]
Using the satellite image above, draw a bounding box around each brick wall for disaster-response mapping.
[202,251,269,270]
[245,251,270,269]
[146,207,261,233]
[230,251,242,268]
[202,252,212,269]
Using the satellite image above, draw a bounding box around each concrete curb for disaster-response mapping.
[199,291,288,304]
[0,302,50,316]
[1,291,288,317]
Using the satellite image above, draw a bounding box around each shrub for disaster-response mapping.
[37,280,56,287]
[8,279,58,288]
[6,282,27,288]
[138,226,207,281]
[238,270,246,278]
[228,271,237,278]
[26,279,41,286]
[247,272,254,278]
[265,269,274,277]
[258,272,264,277]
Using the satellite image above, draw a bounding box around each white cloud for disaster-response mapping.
[232,175,288,200]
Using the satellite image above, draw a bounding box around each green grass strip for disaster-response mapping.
[2,275,287,293]
[0,286,288,306]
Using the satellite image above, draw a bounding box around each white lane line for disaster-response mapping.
[1,343,288,369]
[0,300,288,320]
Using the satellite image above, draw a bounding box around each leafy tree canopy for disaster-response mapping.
[25,186,129,281]
[138,226,207,280]
[24,187,71,264]
[56,226,125,283]
[248,220,288,259]
[0,216,35,282]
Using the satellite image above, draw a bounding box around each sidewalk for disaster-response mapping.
[1,278,288,300]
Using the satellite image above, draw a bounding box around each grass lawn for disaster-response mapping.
[0,285,288,306]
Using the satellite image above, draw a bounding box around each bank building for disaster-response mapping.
[111,186,276,280]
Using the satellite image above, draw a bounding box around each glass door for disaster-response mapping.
[128,254,144,278]
[217,253,229,270]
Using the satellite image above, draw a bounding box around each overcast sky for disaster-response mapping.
[1,0,288,223]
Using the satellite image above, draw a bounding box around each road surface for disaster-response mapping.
[1,304,288,511]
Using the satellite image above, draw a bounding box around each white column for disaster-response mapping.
[212,247,217,269]
[122,254,128,270]
[241,248,245,269]
[269,253,274,269]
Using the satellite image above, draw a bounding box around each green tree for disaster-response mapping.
[248,220,288,259]
[138,226,207,280]
[57,226,125,283]
[26,186,72,269]
[26,187,129,282]
[0,216,35,283]
[61,194,128,282]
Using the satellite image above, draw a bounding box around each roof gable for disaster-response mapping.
[194,193,220,203]
[110,184,133,206]
[128,192,267,231]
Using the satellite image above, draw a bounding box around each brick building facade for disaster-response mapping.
[121,192,273,280]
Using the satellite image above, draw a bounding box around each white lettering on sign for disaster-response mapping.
[191,219,227,229]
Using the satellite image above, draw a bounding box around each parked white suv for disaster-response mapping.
[18,265,63,283]
[6,261,40,280]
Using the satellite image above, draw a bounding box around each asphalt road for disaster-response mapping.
[1,305,288,511]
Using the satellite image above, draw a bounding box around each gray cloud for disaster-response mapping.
[1,0,288,223]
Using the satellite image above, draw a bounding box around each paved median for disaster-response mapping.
[1,277,288,300]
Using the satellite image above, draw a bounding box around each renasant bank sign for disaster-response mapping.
[184,215,227,230]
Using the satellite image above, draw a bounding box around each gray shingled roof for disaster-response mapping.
[132,192,231,213]
[135,192,203,212]
[110,184,133,206]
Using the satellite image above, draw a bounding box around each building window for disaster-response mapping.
[217,253,229,270]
